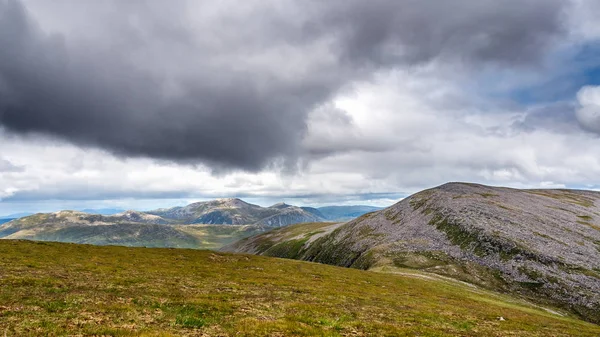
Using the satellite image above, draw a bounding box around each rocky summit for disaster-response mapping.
[224,182,600,323]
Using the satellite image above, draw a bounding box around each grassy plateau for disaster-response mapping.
[0,240,599,336]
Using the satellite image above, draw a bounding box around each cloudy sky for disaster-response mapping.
[1,0,600,215]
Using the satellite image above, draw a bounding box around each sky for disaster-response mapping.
[1,0,600,215]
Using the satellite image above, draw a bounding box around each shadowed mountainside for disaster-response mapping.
[224,183,600,323]
[147,198,324,225]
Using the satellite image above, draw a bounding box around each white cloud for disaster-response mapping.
[569,0,600,41]
[576,86,600,133]
[0,158,23,173]
[304,69,600,191]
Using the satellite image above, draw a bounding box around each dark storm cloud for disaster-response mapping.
[0,0,569,170]
[513,102,583,133]
[319,0,566,66]
[303,105,397,158]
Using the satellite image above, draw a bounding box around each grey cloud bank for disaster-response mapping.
[0,0,571,171]
[0,158,23,172]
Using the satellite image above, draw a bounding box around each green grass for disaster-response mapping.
[238,222,340,255]
[2,223,267,250]
[0,240,599,336]
[429,215,490,257]
[408,190,433,212]
[176,225,266,250]
[526,191,595,208]
[577,220,600,231]
[269,222,339,238]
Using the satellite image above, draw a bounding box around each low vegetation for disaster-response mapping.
[1,216,267,250]
[2,240,599,336]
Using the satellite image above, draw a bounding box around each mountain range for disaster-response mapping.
[224,182,600,324]
[146,199,327,226]
[0,199,380,249]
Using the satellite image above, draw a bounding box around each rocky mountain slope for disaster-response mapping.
[147,198,324,225]
[224,183,600,323]
[257,203,325,227]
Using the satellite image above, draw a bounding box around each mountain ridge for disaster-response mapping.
[145,198,324,225]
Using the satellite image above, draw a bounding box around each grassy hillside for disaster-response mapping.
[1,240,599,336]
[1,220,266,250]
[4,223,201,248]
[175,225,267,250]
[224,222,344,257]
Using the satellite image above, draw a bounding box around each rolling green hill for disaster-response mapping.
[0,218,265,250]
[1,240,599,336]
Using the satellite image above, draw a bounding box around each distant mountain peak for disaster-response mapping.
[115,210,144,217]
[216,198,249,206]
[53,210,86,216]
[269,202,291,209]
[114,210,165,222]
[118,210,139,214]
